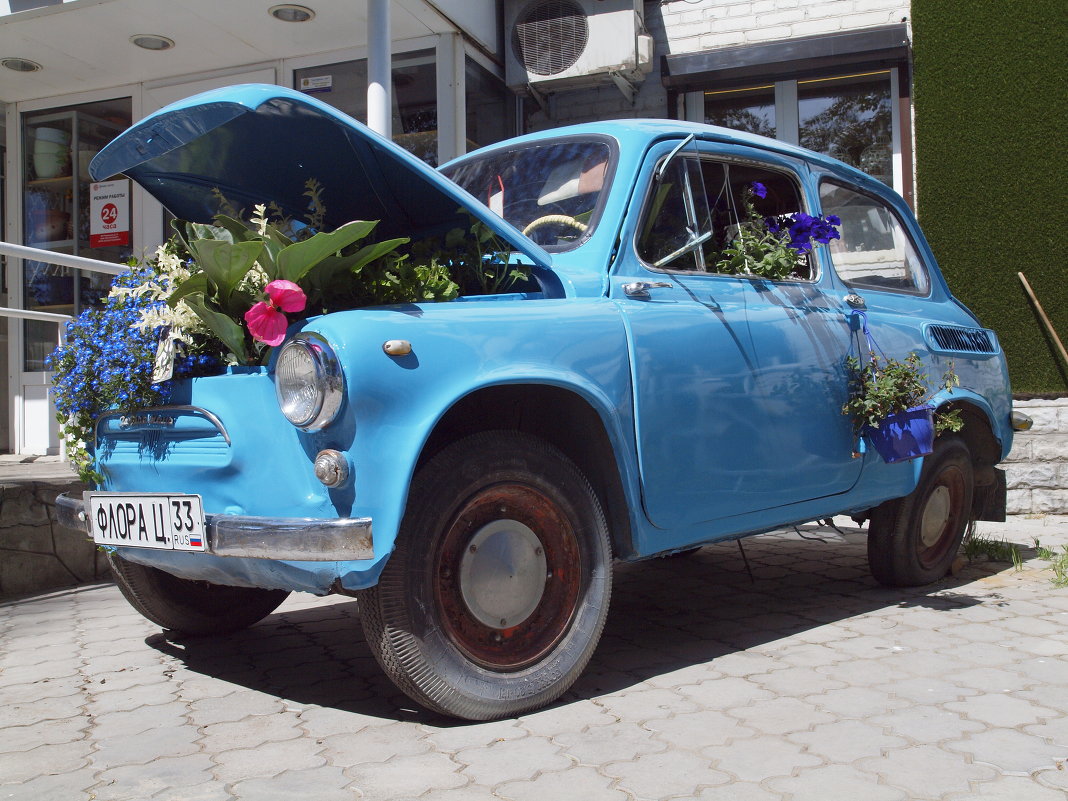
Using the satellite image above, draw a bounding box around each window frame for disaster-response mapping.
[633,150,820,284]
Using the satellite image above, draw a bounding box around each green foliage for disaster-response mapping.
[170,211,409,365]
[413,217,531,296]
[962,532,1021,565]
[912,1,1067,393]
[168,186,532,365]
[712,189,804,280]
[843,352,962,434]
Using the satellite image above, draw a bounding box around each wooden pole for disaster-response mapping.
[1018,271,1068,368]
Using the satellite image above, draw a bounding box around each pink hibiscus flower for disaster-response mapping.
[244,279,307,347]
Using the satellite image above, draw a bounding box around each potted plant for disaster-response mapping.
[842,348,962,463]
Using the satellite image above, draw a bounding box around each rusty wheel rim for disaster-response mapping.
[434,483,581,671]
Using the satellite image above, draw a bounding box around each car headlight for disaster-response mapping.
[275,333,344,431]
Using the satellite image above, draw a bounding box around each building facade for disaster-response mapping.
[0,0,514,454]
[2,0,1002,456]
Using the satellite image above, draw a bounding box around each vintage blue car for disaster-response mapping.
[58,85,1017,721]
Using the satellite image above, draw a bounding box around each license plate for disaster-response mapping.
[88,493,207,552]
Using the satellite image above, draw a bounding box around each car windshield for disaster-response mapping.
[441,138,613,251]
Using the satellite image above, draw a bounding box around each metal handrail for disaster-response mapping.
[0,306,72,323]
[0,240,128,329]
[0,240,126,276]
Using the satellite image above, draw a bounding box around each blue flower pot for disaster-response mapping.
[862,405,935,463]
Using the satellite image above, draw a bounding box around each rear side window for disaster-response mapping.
[819,181,930,295]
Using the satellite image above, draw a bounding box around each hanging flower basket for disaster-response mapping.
[862,405,935,463]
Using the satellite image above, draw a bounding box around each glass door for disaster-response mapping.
[19,97,130,453]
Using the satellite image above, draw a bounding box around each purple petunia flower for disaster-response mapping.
[750,182,767,199]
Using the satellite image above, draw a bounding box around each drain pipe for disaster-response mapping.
[367,0,392,138]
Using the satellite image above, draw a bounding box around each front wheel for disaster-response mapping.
[867,435,974,587]
[358,431,613,721]
[107,552,290,636]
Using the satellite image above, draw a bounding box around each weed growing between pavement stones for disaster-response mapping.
[1033,539,1068,587]
[962,529,1023,569]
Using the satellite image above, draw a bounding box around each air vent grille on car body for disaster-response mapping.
[926,324,998,354]
[513,0,589,76]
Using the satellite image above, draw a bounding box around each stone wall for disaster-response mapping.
[1004,398,1068,515]
[524,0,912,131]
[0,478,107,599]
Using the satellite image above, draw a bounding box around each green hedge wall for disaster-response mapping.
[912,1,1067,394]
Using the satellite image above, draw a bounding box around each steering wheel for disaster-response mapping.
[522,214,588,236]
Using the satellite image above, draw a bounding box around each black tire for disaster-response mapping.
[358,430,612,721]
[867,435,974,587]
[107,551,290,636]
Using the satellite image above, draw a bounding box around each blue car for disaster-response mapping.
[59,85,1017,720]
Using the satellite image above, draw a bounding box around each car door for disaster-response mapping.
[611,139,862,531]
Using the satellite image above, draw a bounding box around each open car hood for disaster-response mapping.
[90,84,551,269]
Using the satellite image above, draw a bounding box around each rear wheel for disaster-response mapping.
[867,435,974,587]
[358,431,612,721]
[107,552,290,636]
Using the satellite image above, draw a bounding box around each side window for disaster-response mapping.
[819,181,930,294]
[637,156,707,269]
[636,156,812,280]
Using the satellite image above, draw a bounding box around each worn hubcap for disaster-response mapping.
[917,466,965,568]
[920,485,952,548]
[435,483,581,671]
[459,519,547,629]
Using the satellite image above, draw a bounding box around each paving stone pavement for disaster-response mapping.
[2,516,1067,801]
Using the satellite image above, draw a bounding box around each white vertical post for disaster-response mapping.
[436,32,466,163]
[684,90,704,123]
[776,79,799,145]
[367,0,392,137]
[889,66,904,197]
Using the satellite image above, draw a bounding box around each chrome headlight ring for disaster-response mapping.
[275,332,344,431]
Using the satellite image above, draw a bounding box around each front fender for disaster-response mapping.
[302,297,636,590]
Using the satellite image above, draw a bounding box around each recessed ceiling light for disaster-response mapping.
[269,4,315,22]
[130,34,175,51]
[2,57,42,72]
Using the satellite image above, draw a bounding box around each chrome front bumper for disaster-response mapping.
[56,492,373,562]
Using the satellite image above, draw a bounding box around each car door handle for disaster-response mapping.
[843,293,866,308]
[623,281,672,298]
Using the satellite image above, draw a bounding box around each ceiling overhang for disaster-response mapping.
[0,0,499,104]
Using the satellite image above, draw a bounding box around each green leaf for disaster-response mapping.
[347,237,410,273]
[183,296,249,363]
[165,272,208,308]
[276,220,379,282]
[187,239,264,306]
[188,222,234,243]
[211,215,257,242]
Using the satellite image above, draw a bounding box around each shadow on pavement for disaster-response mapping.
[142,526,1017,725]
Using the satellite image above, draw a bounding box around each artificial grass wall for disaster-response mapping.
[912,0,1067,394]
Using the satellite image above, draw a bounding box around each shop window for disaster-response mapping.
[465,57,515,152]
[294,50,439,165]
[664,25,912,202]
[799,72,893,187]
[701,70,896,189]
[21,97,131,372]
[704,84,776,139]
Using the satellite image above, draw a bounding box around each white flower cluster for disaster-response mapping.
[238,204,272,296]
[59,412,95,480]
[110,245,207,344]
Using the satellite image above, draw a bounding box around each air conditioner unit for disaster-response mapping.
[504,0,654,101]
